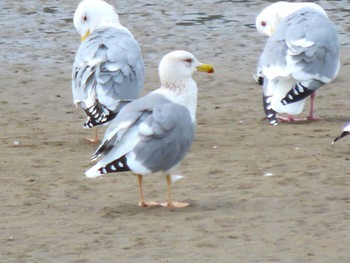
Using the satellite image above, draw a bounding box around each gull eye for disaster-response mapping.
[83,15,87,21]
[184,58,193,63]
[261,21,266,27]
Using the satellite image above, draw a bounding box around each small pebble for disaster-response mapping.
[263,172,274,177]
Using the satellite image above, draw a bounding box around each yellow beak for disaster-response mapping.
[196,63,214,74]
[81,29,91,42]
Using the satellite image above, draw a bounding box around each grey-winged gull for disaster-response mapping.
[254,2,328,85]
[72,0,144,141]
[85,50,214,208]
[255,3,339,125]
[253,1,328,85]
[256,2,328,37]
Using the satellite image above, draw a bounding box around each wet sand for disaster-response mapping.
[2,0,350,262]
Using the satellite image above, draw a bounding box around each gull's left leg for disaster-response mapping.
[137,174,160,207]
[161,175,189,208]
[86,127,99,143]
[306,91,321,121]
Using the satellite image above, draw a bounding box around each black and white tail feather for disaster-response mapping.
[281,82,313,105]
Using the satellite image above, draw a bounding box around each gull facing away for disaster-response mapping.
[255,1,328,37]
[72,0,144,141]
[85,50,214,208]
[255,3,339,125]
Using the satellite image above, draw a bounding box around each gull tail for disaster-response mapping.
[281,82,314,105]
[85,155,131,178]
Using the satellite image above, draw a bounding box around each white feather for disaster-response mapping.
[268,78,306,115]
[171,175,185,183]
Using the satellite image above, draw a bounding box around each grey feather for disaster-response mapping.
[92,93,195,173]
[72,26,144,127]
[261,8,340,91]
[130,102,195,172]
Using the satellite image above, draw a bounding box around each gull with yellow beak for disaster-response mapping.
[72,0,144,142]
[86,50,214,208]
[255,2,339,125]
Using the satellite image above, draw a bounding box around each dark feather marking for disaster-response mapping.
[83,101,117,128]
[263,94,278,126]
[97,155,131,174]
[281,82,313,105]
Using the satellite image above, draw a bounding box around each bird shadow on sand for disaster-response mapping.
[100,199,238,219]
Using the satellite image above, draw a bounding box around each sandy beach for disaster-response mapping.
[2,0,350,262]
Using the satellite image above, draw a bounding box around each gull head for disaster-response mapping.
[74,0,120,41]
[256,1,328,36]
[159,50,214,87]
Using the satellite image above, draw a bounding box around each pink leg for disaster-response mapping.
[86,127,100,143]
[306,91,321,121]
[278,115,295,122]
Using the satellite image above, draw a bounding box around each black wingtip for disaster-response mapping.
[332,131,350,144]
[281,82,313,105]
[263,95,278,126]
[83,101,117,129]
[97,155,131,174]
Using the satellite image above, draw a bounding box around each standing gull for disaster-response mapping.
[85,50,214,208]
[255,3,339,125]
[72,0,144,141]
[254,2,328,85]
[254,2,327,86]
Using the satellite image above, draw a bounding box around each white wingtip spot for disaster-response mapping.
[263,172,274,177]
[270,119,277,125]
[85,168,103,178]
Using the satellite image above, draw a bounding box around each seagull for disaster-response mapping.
[256,1,328,37]
[256,4,340,125]
[333,124,350,144]
[85,50,214,208]
[72,0,144,142]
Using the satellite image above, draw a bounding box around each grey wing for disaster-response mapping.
[72,27,144,126]
[262,8,340,88]
[128,102,195,173]
[91,93,170,160]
